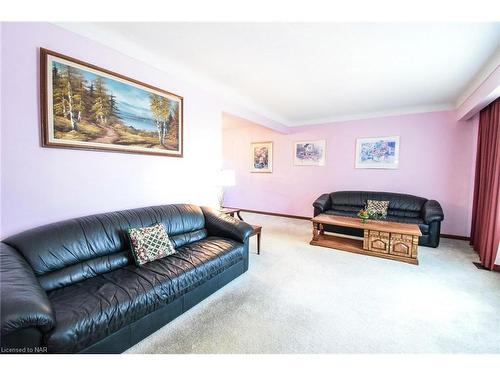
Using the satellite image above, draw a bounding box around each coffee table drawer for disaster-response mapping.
[389,233,414,257]
[368,230,390,253]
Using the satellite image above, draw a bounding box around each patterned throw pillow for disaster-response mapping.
[366,200,390,219]
[128,223,175,266]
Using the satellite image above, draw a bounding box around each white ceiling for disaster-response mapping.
[60,22,500,126]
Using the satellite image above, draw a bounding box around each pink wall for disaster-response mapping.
[0,22,482,240]
[223,111,478,236]
[0,23,224,238]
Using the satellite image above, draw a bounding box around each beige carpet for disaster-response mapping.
[126,213,500,354]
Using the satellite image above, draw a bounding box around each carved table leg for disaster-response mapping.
[411,235,418,258]
[312,222,320,241]
[363,229,369,250]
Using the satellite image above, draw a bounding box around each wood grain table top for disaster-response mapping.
[312,214,422,236]
[219,207,240,215]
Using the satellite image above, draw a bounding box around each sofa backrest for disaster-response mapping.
[2,204,206,291]
[329,191,427,218]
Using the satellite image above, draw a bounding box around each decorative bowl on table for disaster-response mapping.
[357,209,369,224]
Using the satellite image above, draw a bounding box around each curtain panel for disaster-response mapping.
[470,98,500,270]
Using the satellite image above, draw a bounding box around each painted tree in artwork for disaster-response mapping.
[52,66,65,116]
[82,82,95,121]
[91,78,111,125]
[166,101,179,141]
[149,94,160,136]
[108,93,120,123]
[50,60,179,149]
[52,64,85,131]
[149,94,174,148]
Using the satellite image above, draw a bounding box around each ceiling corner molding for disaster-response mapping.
[51,22,290,132]
[51,22,499,130]
[288,104,455,127]
[456,47,500,108]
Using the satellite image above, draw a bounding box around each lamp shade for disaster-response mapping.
[218,169,236,187]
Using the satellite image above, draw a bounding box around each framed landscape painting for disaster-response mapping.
[250,142,273,173]
[40,48,183,157]
[294,140,326,166]
[355,136,400,169]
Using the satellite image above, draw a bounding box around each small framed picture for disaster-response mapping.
[250,141,273,173]
[355,136,400,169]
[293,140,326,166]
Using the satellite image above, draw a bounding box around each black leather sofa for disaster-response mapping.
[313,191,444,247]
[0,204,252,354]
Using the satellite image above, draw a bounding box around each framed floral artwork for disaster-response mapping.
[293,140,326,166]
[250,141,273,173]
[355,136,400,169]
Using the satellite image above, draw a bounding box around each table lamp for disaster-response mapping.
[217,169,236,209]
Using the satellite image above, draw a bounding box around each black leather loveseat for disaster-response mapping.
[313,191,444,247]
[0,204,252,354]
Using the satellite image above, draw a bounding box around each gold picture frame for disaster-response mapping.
[40,48,183,157]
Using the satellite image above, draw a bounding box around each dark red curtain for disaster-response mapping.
[470,98,500,270]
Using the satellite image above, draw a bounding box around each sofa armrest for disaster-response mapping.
[313,194,331,213]
[421,200,444,224]
[1,243,56,337]
[201,207,253,243]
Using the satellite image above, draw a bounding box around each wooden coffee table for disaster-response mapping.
[310,214,421,265]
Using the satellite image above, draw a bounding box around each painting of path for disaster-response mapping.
[42,50,183,156]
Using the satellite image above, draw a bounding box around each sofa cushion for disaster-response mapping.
[330,204,363,213]
[45,237,244,353]
[330,191,426,213]
[324,210,358,217]
[387,209,421,219]
[385,216,428,234]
